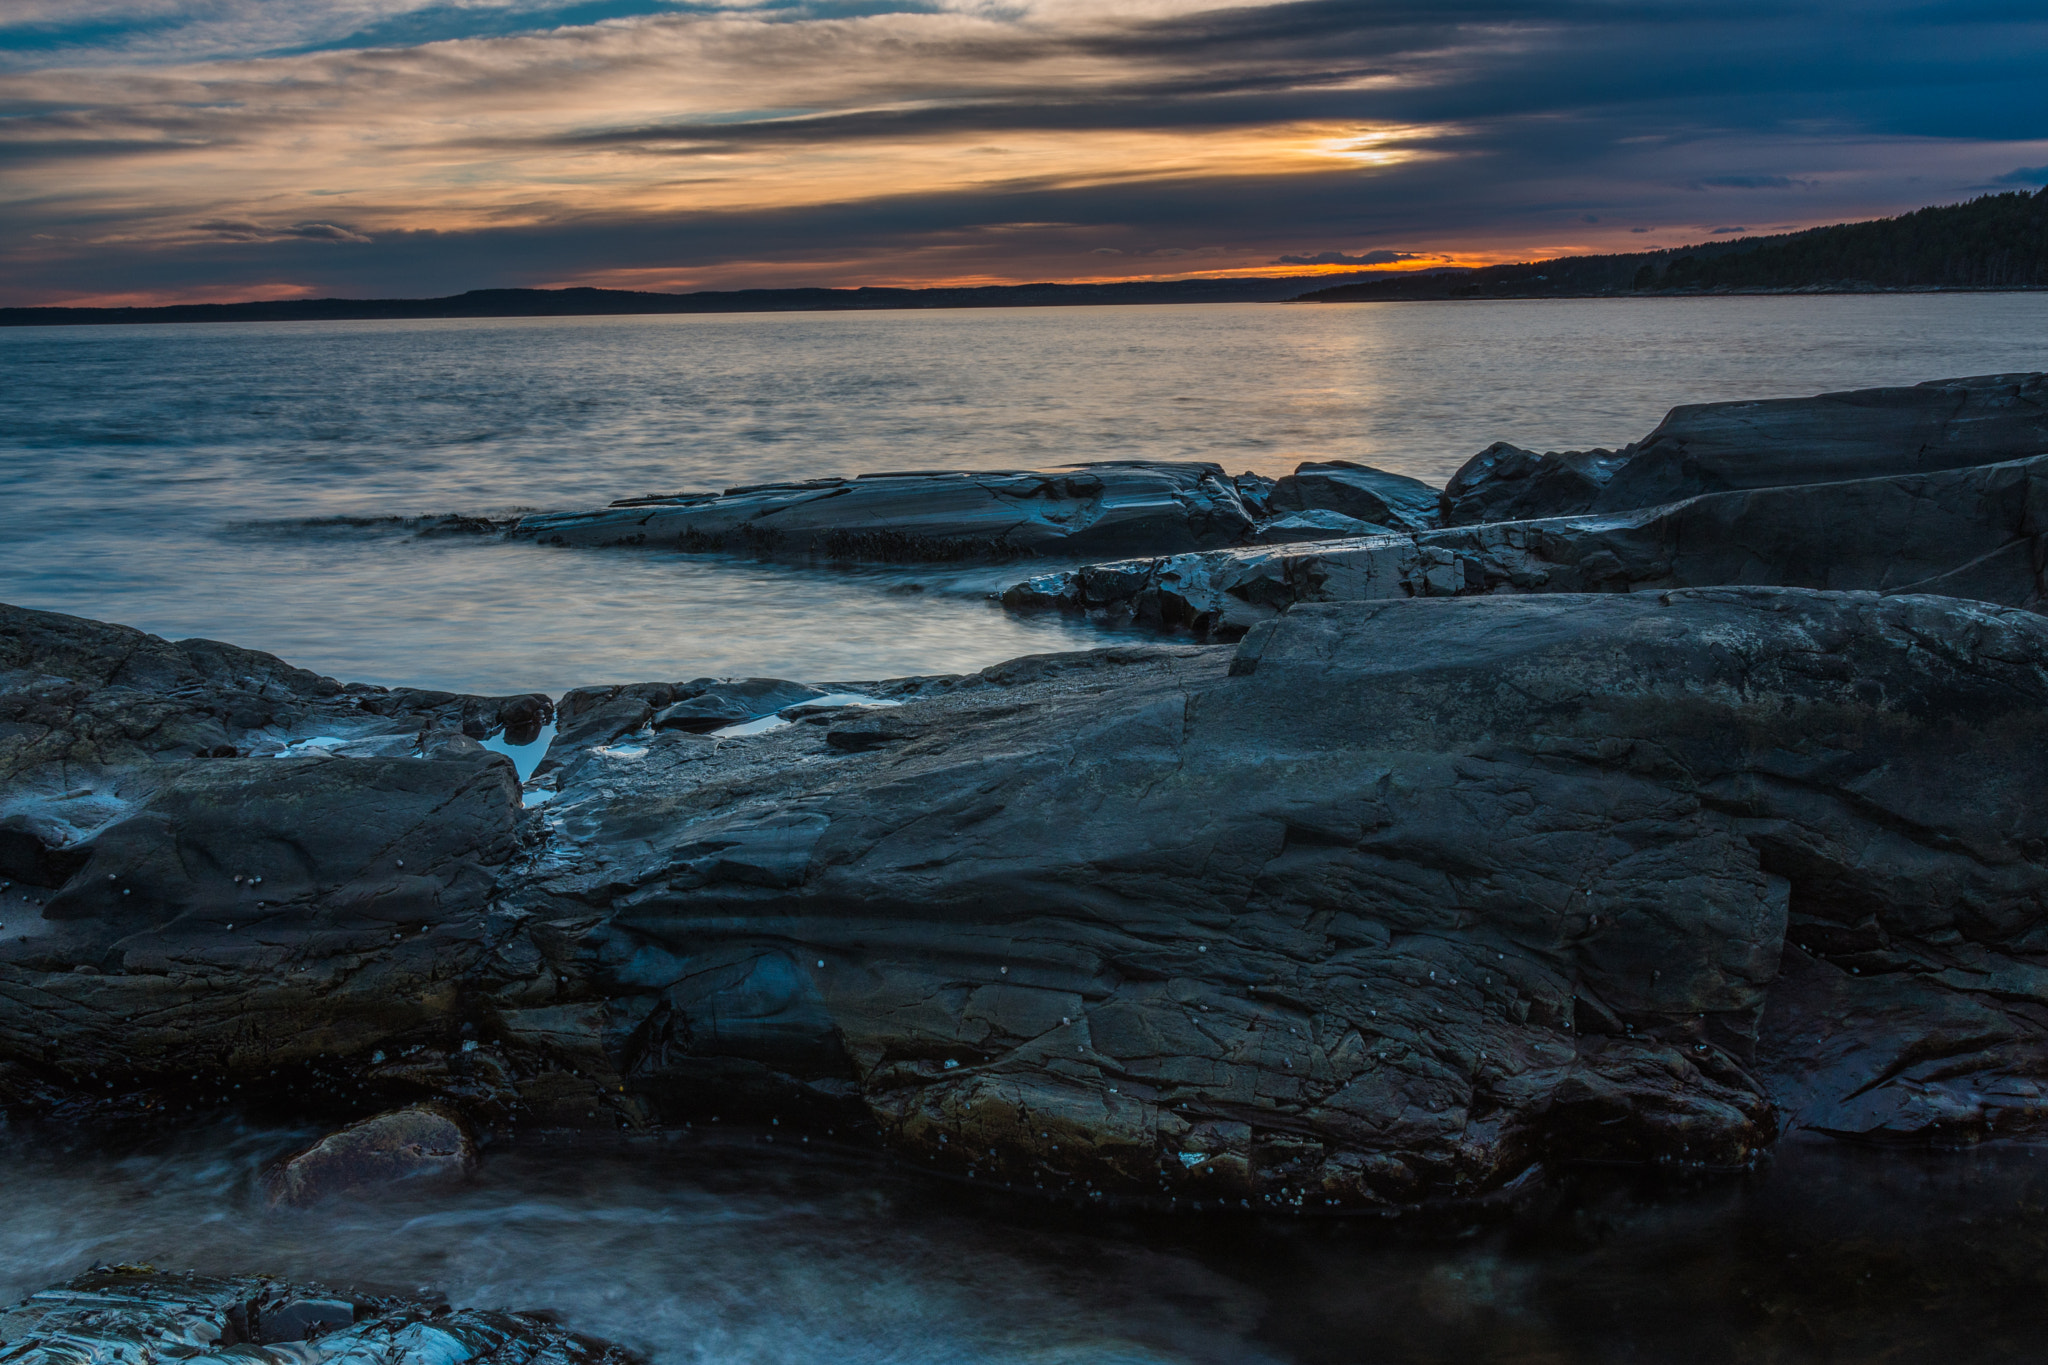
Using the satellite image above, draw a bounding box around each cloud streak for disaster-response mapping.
[2,1,2045,303]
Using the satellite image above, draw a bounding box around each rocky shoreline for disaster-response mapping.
[5,370,2048,1349]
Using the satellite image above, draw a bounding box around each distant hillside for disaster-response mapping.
[1296,187,2048,303]
[1,274,1347,328]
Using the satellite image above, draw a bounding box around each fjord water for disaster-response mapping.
[4,294,2046,693]
[8,295,2048,1364]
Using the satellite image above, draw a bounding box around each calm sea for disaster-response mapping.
[5,294,2045,694]
[6,295,2048,1362]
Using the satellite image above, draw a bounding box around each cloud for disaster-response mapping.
[1688,175,1814,190]
[1272,248,1430,266]
[1709,226,1750,234]
[4,0,2048,302]
[195,218,373,243]
[1993,164,2048,185]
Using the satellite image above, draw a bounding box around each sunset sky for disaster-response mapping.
[3,0,2045,306]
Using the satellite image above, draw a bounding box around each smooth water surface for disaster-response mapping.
[4,296,2044,693]
[1,1121,2042,1365]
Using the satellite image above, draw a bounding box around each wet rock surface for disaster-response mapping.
[1005,448,2048,636]
[267,1105,478,1207]
[1437,371,2048,526]
[511,462,1261,562]
[5,587,2046,1213]
[1266,461,1440,532]
[0,1267,635,1365]
[1006,373,2048,636]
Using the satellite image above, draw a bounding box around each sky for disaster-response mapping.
[2,0,2045,306]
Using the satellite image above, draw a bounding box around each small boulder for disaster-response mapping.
[266,1104,477,1207]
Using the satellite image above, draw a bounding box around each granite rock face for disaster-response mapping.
[512,462,1259,563]
[1008,447,2048,637]
[9,590,2045,1211]
[0,1268,635,1365]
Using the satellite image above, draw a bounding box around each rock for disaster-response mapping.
[266,1103,477,1206]
[1439,442,1631,526]
[0,603,526,1120]
[513,462,1259,563]
[1266,460,1441,531]
[1438,374,2048,527]
[1007,449,2048,636]
[0,603,547,890]
[506,589,2048,1204]
[7,589,2048,1211]
[1248,510,1383,544]
[650,679,828,733]
[0,1267,634,1365]
[1590,371,2048,512]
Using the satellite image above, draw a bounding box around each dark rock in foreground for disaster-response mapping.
[4,589,2045,1211]
[512,462,1260,562]
[0,1267,634,1365]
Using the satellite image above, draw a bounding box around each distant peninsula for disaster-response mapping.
[6,188,2043,327]
[1299,187,2048,303]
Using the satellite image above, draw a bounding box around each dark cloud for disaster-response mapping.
[1272,249,1430,265]
[1690,175,1813,189]
[195,219,374,243]
[5,0,2048,301]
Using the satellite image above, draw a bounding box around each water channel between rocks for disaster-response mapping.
[2,1119,2043,1365]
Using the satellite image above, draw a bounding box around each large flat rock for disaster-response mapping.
[512,462,1258,562]
[6,590,2046,1212]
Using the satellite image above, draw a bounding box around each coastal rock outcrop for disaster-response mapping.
[0,1267,635,1365]
[1589,370,2048,511]
[512,462,1259,562]
[6,589,2045,1210]
[1439,372,2048,525]
[1007,445,2048,636]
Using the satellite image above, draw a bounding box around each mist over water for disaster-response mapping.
[4,295,2045,693]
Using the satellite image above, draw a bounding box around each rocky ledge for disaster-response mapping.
[0,1267,636,1365]
[4,583,2046,1212]
[1004,372,2048,635]
[506,457,1449,566]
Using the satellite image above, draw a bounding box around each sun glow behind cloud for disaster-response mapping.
[3,1,2046,304]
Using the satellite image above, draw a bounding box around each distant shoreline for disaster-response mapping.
[5,279,2045,329]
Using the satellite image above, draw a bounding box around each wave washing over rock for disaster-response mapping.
[5,371,2048,1347]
